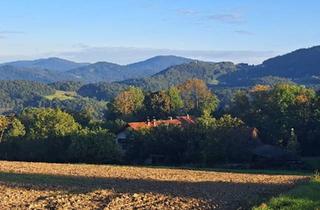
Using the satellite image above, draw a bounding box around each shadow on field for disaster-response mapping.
[0,171,309,208]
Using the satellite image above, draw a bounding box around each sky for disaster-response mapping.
[0,0,319,64]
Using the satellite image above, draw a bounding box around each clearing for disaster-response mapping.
[0,161,309,209]
[45,90,77,100]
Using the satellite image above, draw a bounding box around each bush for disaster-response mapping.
[68,128,122,164]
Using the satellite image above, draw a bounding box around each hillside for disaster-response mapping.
[0,80,55,113]
[0,65,64,83]
[219,46,320,87]
[0,80,107,119]
[121,61,237,91]
[1,46,320,87]
[2,57,89,72]
[77,82,127,101]
[67,55,193,83]
[67,62,126,83]
[125,55,193,78]
[0,56,192,83]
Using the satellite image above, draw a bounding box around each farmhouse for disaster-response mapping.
[116,115,195,149]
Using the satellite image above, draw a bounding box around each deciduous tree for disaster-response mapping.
[113,87,144,117]
[178,79,219,115]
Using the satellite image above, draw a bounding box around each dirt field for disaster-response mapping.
[0,161,308,210]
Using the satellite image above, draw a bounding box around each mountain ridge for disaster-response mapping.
[1,46,320,87]
[1,57,89,72]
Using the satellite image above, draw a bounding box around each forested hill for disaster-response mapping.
[1,46,320,86]
[0,65,66,83]
[0,55,192,83]
[125,55,193,78]
[121,61,237,91]
[67,62,126,83]
[2,57,89,72]
[0,80,55,112]
[0,80,108,119]
[77,45,320,100]
[218,46,320,87]
[66,55,193,83]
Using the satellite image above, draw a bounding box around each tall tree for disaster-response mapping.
[177,79,219,115]
[5,118,26,139]
[167,87,184,115]
[0,116,9,142]
[20,108,80,140]
[144,91,171,118]
[0,116,26,142]
[113,87,144,118]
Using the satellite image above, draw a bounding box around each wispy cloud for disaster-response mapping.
[207,13,245,24]
[0,30,25,39]
[234,30,254,35]
[176,9,246,25]
[176,9,198,16]
[0,30,25,34]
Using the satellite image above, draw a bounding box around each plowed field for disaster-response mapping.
[0,161,308,209]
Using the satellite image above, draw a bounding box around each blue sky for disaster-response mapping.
[0,0,319,64]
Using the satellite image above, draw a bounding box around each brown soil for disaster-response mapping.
[0,161,308,209]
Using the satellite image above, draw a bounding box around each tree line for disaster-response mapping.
[0,79,320,167]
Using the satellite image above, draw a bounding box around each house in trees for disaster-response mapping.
[251,144,300,168]
[246,128,300,168]
[116,115,195,150]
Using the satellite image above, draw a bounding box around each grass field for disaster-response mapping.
[45,90,77,100]
[0,161,310,209]
[254,173,320,210]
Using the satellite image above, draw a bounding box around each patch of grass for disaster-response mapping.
[253,173,320,210]
[45,90,76,100]
[141,165,311,176]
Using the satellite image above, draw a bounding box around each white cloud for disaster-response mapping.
[207,13,245,24]
[234,30,254,35]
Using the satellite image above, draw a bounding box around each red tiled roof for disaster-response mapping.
[127,116,195,131]
[176,116,196,124]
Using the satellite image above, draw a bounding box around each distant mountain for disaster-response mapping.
[77,82,128,101]
[0,65,66,83]
[67,62,125,83]
[66,55,193,83]
[121,61,237,91]
[2,57,89,72]
[262,46,320,77]
[125,55,193,77]
[219,46,320,86]
[0,56,192,83]
[1,46,320,87]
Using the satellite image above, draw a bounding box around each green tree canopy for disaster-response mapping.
[144,91,171,118]
[167,86,184,115]
[20,108,80,140]
[68,128,121,163]
[113,87,144,117]
[177,79,219,115]
[230,83,317,154]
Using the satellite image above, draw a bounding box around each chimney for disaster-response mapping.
[147,117,150,126]
[168,116,173,120]
[186,114,190,119]
[152,116,156,126]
